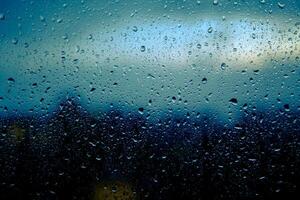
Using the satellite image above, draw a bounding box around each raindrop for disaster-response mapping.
[259,176,266,180]
[24,42,29,48]
[221,63,228,70]
[213,0,219,6]
[0,13,5,20]
[284,104,290,111]
[12,38,18,45]
[45,87,51,93]
[49,190,56,195]
[274,148,281,152]
[132,26,138,32]
[56,18,63,23]
[62,34,68,40]
[172,96,176,103]
[40,15,45,22]
[8,77,15,83]
[111,186,117,193]
[140,45,146,52]
[147,73,155,79]
[88,34,93,40]
[202,77,207,84]
[277,2,285,9]
[208,27,213,33]
[260,0,266,4]
[138,107,144,114]
[229,98,238,105]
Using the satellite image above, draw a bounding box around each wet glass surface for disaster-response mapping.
[0,0,300,199]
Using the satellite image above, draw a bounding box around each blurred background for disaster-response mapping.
[0,0,299,199]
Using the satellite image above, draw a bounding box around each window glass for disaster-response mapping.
[0,0,299,199]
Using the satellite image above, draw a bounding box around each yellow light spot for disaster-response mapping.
[94,181,136,200]
[10,124,26,142]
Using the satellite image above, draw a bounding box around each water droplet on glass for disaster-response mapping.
[140,45,146,52]
[277,2,285,9]
[0,13,5,20]
[56,18,63,23]
[111,186,117,193]
[260,0,266,4]
[132,26,138,32]
[138,107,144,114]
[213,0,218,5]
[8,77,15,83]
[12,38,18,45]
[208,27,213,33]
[229,98,238,105]
[96,157,102,161]
[284,104,290,111]
[40,15,45,22]
[88,34,93,40]
[172,96,176,103]
[221,63,228,70]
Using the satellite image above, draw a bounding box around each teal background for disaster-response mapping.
[0,0,299,123]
